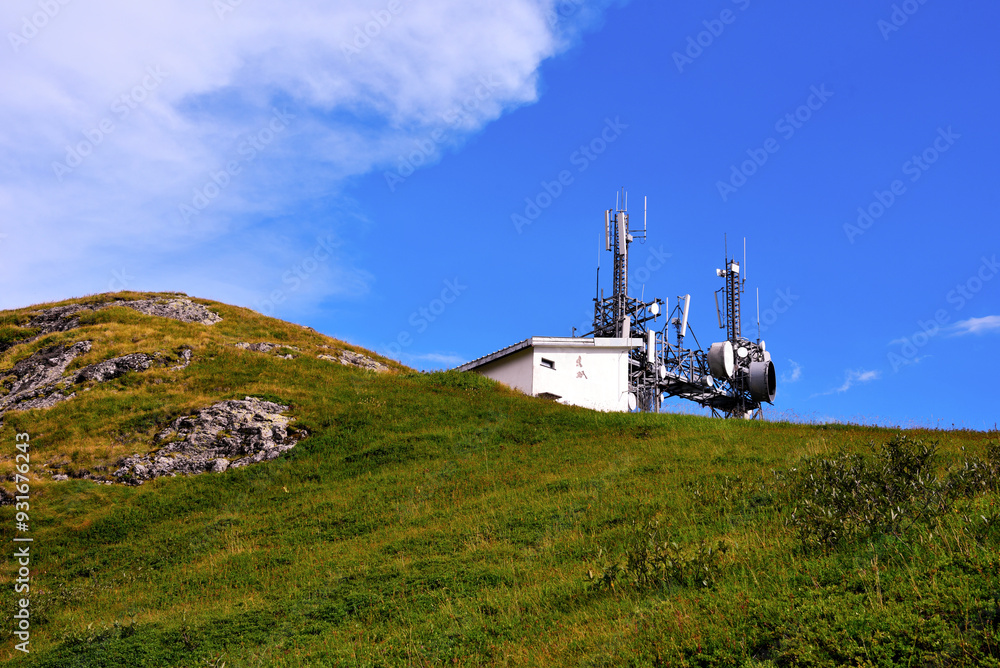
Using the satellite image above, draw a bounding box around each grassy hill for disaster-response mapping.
[1,292,998,667]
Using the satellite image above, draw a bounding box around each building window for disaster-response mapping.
[540,358,555,370]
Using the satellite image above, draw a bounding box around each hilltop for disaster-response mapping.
[1,292,998,667]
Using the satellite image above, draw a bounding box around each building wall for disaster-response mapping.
[530,346,631,412]
[473,342,634,412]
[475,347,534,396]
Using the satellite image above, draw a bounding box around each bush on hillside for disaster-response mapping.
[786,435,1000,549]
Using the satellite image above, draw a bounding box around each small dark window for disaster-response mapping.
[540,358,555,370]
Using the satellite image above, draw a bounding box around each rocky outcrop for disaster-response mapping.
[172,347,193,370]
[22,298,221,339]
[119,299,221,326]
[113,397,306,484]
[25,305,92,334]
[5,341,92,396]
[73,352,154,383]
[235,342,298,359]
[236,342,388,370]
[1,342,187,418]
[318,349,389,373]
[0,341,92,414]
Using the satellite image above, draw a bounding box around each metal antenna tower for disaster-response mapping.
[581,192,776,418]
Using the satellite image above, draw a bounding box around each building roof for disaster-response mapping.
[455,336,642,372]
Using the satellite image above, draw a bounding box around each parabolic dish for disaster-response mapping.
[749,360,776,403]
[707,341,735,379]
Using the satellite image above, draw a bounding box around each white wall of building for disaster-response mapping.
[530,346,631,412]
[473,347,533,396]
[469,337,640,412]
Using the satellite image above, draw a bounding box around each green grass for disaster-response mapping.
[1,293,998,666]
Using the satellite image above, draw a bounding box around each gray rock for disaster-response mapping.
[72,353,153,383]
[6,341,92,396]
[0,342,184,418]
[113,396,306,484]
[235,342,299,357]
[13,391,76,411]
[236,342,278,353]
[26,305,92,334]
[170,347,193,370]
[0,341,93,414]
[22,298,221,339]
[118,299,221,326]
[318,350,389,373]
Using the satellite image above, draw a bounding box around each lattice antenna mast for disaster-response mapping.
[725,258,741,343]
[593,188,645,339]
[612,190,629,333]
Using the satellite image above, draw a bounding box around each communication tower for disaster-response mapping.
[581,189,776,418]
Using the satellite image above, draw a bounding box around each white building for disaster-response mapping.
[456,337,643,412]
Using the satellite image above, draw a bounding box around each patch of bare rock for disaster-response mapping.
[23,297,221,338]
[118,298,221,325]
[0,341,191,419]
[317,347,389,372]
[235,342,299,359]
[113,397,306,484]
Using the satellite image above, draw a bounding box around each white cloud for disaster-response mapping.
[781,359,801,383]
[814,368,881,397]
[0,0,613,310]
[950,315,1000,336]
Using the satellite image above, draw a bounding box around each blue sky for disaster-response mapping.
[2,0,997,429]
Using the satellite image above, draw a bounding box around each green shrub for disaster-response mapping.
[587,520,727,592]
[785,435,1000,550]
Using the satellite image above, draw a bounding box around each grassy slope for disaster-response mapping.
[1,293,997,667]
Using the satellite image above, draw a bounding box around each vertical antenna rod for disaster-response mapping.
[756,287,761,343]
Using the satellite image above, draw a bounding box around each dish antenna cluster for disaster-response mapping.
[582,188,776,418]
